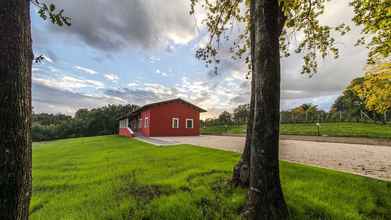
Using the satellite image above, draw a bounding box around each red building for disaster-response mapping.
[118,98,206,137]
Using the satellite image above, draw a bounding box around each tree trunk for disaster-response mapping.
[232,75,254,187]
[0,1,33,220]
[231,0,259,187]
[243,0,288,219]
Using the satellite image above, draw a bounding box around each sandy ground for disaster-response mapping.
[152,135,391,181]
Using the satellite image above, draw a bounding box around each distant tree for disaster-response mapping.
[204,118,219,126]
[331,77,364,120]
[291,103,318,114]
[331,60,390,123]
[75,108,90,119]
[32,104,139,141]
[352,61,391,115]
[218,111,232,124]
[233,104,250,124]
[32,113,72,125]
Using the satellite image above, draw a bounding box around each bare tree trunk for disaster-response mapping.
[243,0,288,219]
[232,75,254,187]
[232,1,258,186]
[0,1,33,219]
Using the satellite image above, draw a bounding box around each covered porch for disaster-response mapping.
[128,112,142,133]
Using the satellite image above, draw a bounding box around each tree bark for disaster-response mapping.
[232,25,256,187]
[0,1,33,220]
[232,76,254,187]
[243,0,288,219]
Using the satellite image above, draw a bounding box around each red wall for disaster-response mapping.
[139,110,151,136]
[119,128,134,138]
[147,101,201,137]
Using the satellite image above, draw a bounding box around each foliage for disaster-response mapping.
[350,0,391,64]
[31,0,71,63]
[190,0,389,75]
[351,61,391,114]
[233,104,250,123]
[201,122,391,139]
[218,111,233,124]
[32,113,72,125]
[331,61,391,121]
[31,135,391,219]
[31,0,71,26]
[32,104,138,141]
[190,0,354,75]
[291,103,319,114]
[331,78,364,116]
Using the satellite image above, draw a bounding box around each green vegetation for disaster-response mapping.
[202,124,247,135]
[280,122,391,138]
[32,104,138,141]
[202,122,391,139]
[32,136,391,219]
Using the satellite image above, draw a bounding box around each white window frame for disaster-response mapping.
[172,118,179,128]
[120,119,126,128]
[186,118,194,128]
[144,117,149,128]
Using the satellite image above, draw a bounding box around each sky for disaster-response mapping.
[31,0,369,119]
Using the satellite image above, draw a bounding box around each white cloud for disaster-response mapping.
[104,73,119,82]
[128,82,139,87]
[149,56,161,63]
[47,0,198,50]
[33,75,104,91]
[156,69,168,77]
[143,83,174,96]
[74,65,98,75]
[42,54,54,63]
[32,83,125,116]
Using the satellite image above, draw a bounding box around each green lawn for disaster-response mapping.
[201,122,391,139]
[32,136,391,220]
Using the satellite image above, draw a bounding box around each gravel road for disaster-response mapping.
[152,135,391,181]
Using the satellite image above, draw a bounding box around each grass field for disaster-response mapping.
[201,122,391,139]
[31,136,391,219]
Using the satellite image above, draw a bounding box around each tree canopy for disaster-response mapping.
[190,0,390,75]
[32,104,139,141]
[351,60,391,114]
[291,103,319,113]
[331,77,364,119]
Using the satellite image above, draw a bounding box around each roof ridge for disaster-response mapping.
[117,98,206,120]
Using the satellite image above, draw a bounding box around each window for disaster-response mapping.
[120,119,127,128]
[186,118,194,128]
[144,117,149,128]
[172,118,179,128]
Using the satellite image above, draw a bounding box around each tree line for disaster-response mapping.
[204,64,391,126]
[32,104,138,141]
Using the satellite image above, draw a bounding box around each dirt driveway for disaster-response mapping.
[152,135,391,181]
